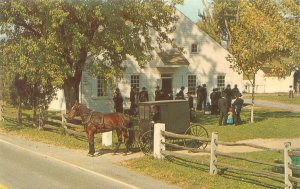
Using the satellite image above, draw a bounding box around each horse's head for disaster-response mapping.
[64,101,81,121]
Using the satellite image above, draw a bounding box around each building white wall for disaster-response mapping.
[243,70,294,93]
[48,89,66,111]
[170,10,243,92]
[50,10,243,112]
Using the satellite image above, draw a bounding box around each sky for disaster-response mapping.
[176,0,204,23]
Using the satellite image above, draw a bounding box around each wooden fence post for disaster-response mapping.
[210,132,218,175]
[38,108,42,130]
[284,142,293,189]
[61,110,66,129]
[0,103,3,121]
[153,123,165,159]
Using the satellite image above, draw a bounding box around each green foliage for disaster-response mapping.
[0,0,182,108]
[198,0,300,78]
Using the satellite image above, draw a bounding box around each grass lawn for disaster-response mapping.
[243,92,300,105]
[192,106,300,142]
[122,151,285,189]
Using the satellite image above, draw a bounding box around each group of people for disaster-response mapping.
[129,86,149,115]
[155,86,173,101]
[113,83,244,126]
[217,84,244,126]
[113,86,152,115]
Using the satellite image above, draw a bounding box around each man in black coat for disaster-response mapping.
[231,84,240,99]
[218,93,228,126]
[196,85,202,110]
[201,84,207,111]
[210,88,218,115]
[175,86,185,100]
[223,84,232,108]
[139,87,149,102]
[155,86,161,101]
[113,88,123,113]
[186,92,194,121]
[130,86,137,115]
[232,93,244,125]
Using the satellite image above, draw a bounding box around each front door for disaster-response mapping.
[162,78,172,96]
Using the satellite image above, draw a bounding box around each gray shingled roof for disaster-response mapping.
[157,49,190,66]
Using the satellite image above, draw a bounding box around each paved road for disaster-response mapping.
[0,139,140,189]
[244,99,300,112]
[0,133,181,189]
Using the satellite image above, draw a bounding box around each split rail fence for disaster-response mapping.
[153,123,300,189]
[0,105,88,140]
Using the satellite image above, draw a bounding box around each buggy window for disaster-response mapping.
[139,105,151,120]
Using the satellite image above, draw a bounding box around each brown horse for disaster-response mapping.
[64,102,133,156]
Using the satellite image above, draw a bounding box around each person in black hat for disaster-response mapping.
[155,86,161,101]
[223,84,232,108]
[130,86,137,115]
[175,86,185,100]
[186,91,194,121]
[186,91,194,110]
[113,88,123,113]
[201,84,207,112]
[232,93,244,125]
[210,88,218,115]
[196,85,203,111]
[151,105,160,123]
[231,84,240,99]
[218,92,228,126]
[139,87,149,102]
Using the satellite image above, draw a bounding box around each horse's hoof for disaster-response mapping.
[87,153,94,157]
[123,153,127,156]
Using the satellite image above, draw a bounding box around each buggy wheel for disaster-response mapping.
[184,124,208,149]
[139,130,153,155]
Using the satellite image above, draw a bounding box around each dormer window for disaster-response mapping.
[191,43,198,53]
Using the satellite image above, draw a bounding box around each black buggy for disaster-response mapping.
[134,100,208,155]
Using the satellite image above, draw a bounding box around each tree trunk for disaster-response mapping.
[63,72,82,111]
[250,73,256,123]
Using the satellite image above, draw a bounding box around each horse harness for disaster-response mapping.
[82,112,125,130]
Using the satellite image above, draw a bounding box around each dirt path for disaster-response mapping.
[244,99,300,112]
[216,137,300,153]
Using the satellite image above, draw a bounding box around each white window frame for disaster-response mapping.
[97,75,107,97]
[188,75,197,95]
[191,43,198,53]
[130,75,140,92]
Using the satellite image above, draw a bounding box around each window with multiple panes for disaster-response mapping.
[217,75,225,91]
[97,75,107,97]
[188,75,196,95]
[191,44,198,53]
[131,75,140,92]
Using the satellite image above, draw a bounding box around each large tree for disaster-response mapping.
[198,0,300,122]
[0,0,183,110]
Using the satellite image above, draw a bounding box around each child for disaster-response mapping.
[227,107,234,125]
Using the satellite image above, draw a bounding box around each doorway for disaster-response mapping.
[162,78,172,96]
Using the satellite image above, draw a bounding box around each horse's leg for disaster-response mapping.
[122,128,130,155]
[114,129,122,154]
[87,131,95,156]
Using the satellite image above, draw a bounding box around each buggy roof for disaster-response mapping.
[138,100,187,106]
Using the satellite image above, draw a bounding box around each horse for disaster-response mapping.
[64,101,133,156]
